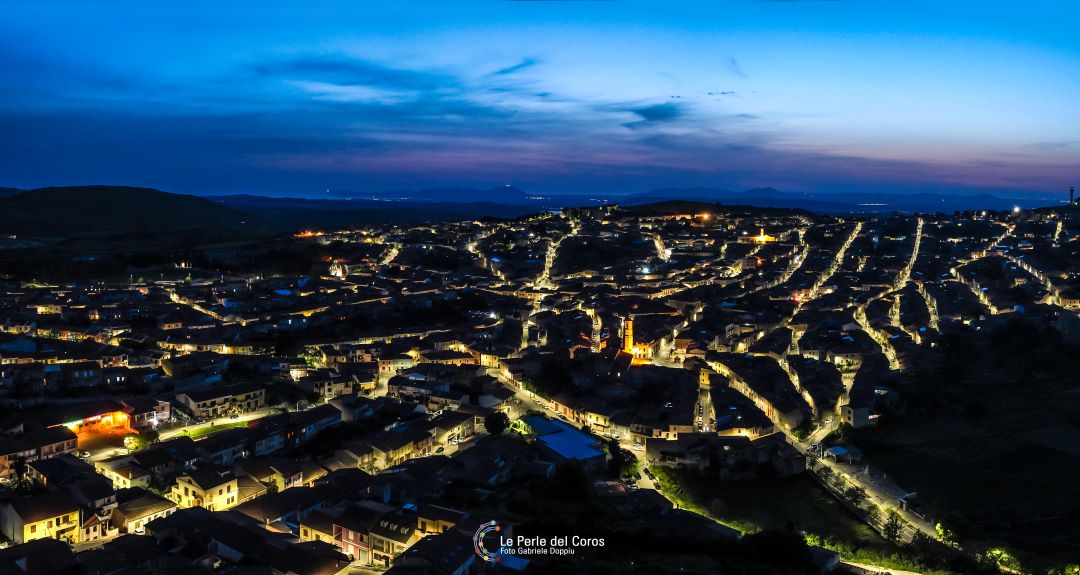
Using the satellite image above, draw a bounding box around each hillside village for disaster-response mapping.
[2,201,1080,574]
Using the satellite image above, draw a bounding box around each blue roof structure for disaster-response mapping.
[521,415,605,462]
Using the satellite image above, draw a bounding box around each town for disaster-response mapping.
[1,197,1079,575]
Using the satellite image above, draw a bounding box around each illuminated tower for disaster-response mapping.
[623,317,634,353]
[1071,186,1076,205]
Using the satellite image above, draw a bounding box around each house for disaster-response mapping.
[195,427,251,466]
[428,411,474,446]
[173,381,266,420]
[366,426,434,471]
[114,487,177,535]
[234,457,304,493]
[378,354,414,377]
[299,508,337,547]
[369,509,419,566]
[0,491,81,544]
[95,456,152,490]
[31,428,79,461]
[444,435,532,486]
[167,469,239,511]
[418,350,478,367]
[294,404,343,442]
[332,502,394,564]
[416,504,467,537]
[26,453,95,488]
[49,361,103,389]
[645,433,756,476]
[160,351,227,379]
[68,475,119,544]
[234,485,333,532]
[329,394,376,423]
[119,396,171,429]
[391,529,476,575]
[258,540,352,575]
[0,427,79,479]
[0,538,79,575]
[299,369,357,400]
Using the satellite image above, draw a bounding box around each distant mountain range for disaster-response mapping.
[0,186,251,235]
[324,184,1058,214]
[631,187,1057,213]
[0,184,1065,238]
[0,186,541,237]
[328,185,532,204]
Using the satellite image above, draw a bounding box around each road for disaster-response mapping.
[801,442,937,543]
[87,407,276,462]
[492,362,939,561]
[159,407,276,440]
[842,561,924,575]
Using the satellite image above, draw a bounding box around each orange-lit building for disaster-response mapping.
[739,228,778,245]
[621,318,651,364]
[27,400,135,437]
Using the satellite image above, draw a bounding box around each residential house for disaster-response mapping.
[167,469,239,511]
[173,381,265,420]
[0,491,81,545]
[114,487,177,535]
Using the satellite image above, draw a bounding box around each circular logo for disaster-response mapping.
[473,520,501,562]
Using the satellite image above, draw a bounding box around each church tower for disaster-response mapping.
[623,317,634,354]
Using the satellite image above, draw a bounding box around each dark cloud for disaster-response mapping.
[630,102,682,122]
[492,57,539,76]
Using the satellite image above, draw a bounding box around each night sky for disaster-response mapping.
[2,1,1077,198]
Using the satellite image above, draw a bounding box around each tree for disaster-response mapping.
[934,511,974,545]
[606,439,639,479]
[124,429,159,453]
[865,506,881,526]
[845,486,868,507]
[484,411,510,436]
[124,435,146,453]
[883,510,905,542]
[791,419,813,441]
[8,468,42,496]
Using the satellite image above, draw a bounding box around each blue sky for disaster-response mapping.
[1,0,1077,198]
